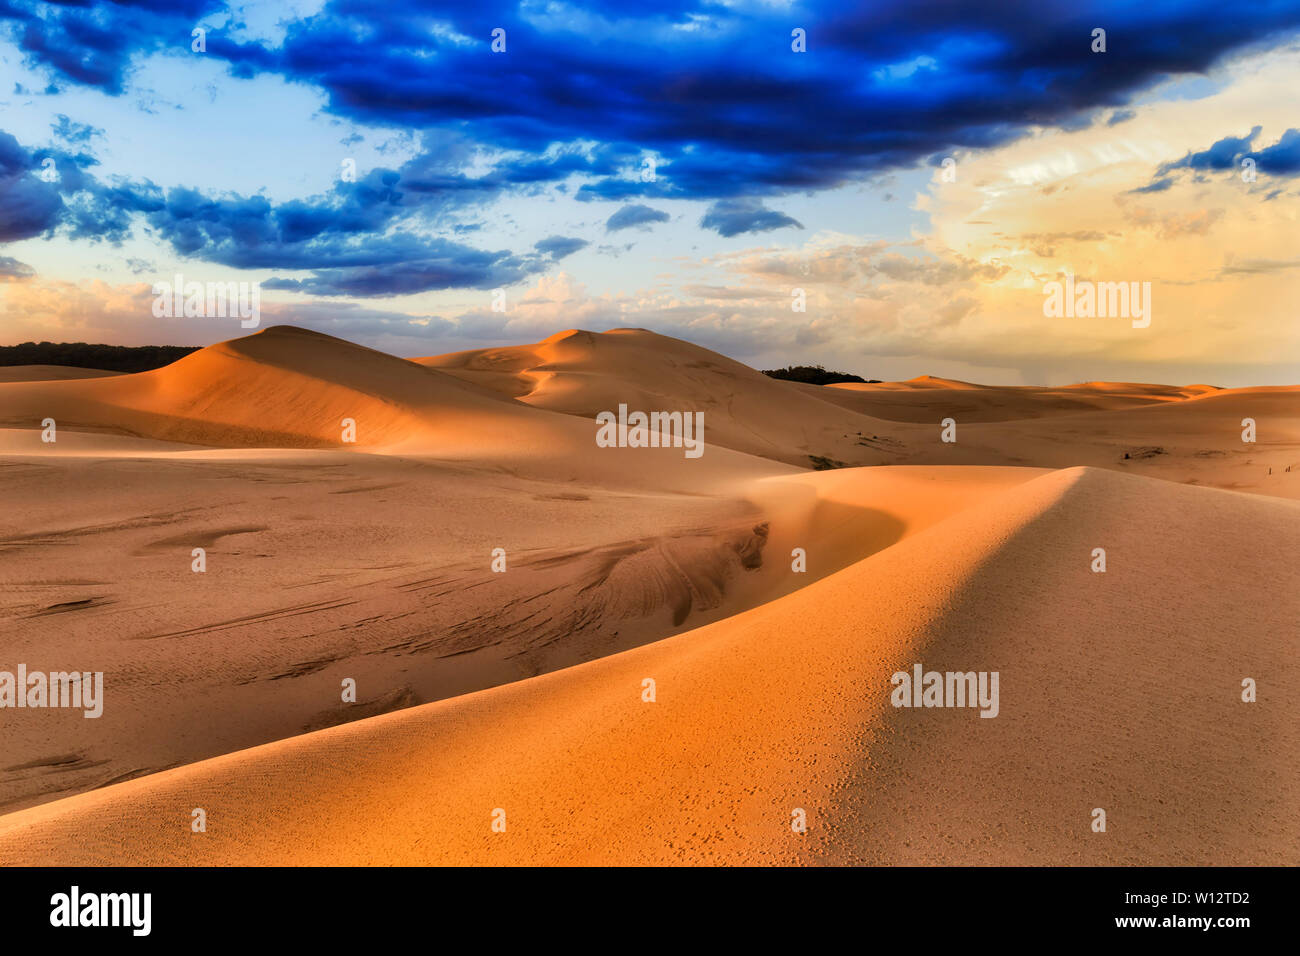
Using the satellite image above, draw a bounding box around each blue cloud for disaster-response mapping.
[0,123,566,291]
[1131,177,1173,194]
[534,235,589,259]
[1253,128,1300,175]
[605,204,669,232]
[51,114,103,146]
[700,199,802,238]
[0,1,224,95]
[0,131,65,241]
[1158,126,1262,175]
[262,237,542,296]
[5,1,1300,294]
[1150,127,1300,186]
[5,0,1299,203]
[0,254,34,277]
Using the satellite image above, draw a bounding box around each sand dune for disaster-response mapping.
[418,328,903,468]
[0,365,119,382]
[1062,380,1220,398]
[0,327,815,488]
[6,325,1292,492]
[806,377,1219,423]
[0,326,528,450]
[1,466,1292,866]
[880,374,987,390]
[415,329,1299,498]
[903,385,1300,499]
[0,449,1029,813]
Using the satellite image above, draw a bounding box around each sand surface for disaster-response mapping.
[0,326,1295,864]
[0,466,1293,865]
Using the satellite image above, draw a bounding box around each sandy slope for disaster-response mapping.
[0,449,1033,813]
[0,466,1292,866]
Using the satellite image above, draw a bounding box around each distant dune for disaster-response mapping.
[0,365,118,382]
[0,326,1295,865]
[418,328,906,467]
[0,326,528,450]
[4,325,1296,491]
[810,376,1221,422]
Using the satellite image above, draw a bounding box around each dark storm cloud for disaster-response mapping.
[6,0,1299,200]
[4,0,1300,294]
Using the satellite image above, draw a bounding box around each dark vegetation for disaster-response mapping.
[0,342,199,373]
[762,364,879,386]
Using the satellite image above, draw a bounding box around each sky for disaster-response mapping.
[1,0,1298,386]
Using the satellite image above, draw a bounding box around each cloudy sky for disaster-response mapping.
[1,0,1298,385]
